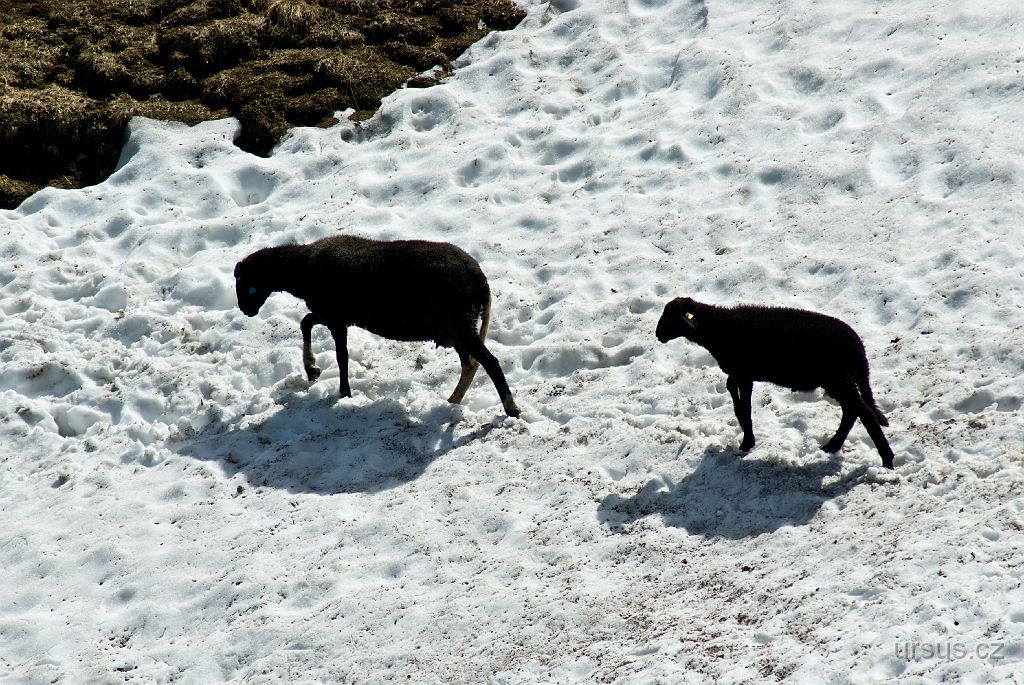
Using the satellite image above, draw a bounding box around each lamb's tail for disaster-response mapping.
[856,364,889,427]
[870,401,889,427]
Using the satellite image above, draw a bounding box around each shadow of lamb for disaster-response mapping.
[598,446,869,539]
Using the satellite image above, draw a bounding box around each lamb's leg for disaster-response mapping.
[727,375,755,451]
[822,384,858,453]
[300,313,323,382]
[447,346,480,405]
[328,324,351,398]
[826,383,895,469]
[822,403,857,453]
[857,399,895,469]
[457,332,520,418]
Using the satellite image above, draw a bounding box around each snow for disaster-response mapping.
[2,0,1023,682]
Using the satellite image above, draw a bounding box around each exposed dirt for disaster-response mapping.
[0,0,525,208]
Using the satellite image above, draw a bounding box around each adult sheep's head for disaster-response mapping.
[234,258,271,317]
[656,297,700,343]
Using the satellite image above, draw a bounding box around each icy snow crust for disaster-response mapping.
[2,0,1023,682]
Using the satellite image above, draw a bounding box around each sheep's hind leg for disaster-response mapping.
[447,346,480,405]
[727,375,755,451]
[457,332,520,418]
[448,300,489,405]
[300,313,323,382]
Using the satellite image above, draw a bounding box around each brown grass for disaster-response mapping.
[0,0,525,208]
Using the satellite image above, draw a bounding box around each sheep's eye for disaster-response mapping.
[248,287,258,295]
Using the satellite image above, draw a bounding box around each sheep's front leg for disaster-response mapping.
[329,324,351,397]
[726,375,755,451]
[300,313,323,382]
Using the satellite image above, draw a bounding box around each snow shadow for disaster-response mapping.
[174,393,498,495]
[598,446,870,539]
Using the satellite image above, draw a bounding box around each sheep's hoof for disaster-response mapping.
[503,397,521,419]
[738,438,755,452]
[305,365,321,382]
[339,388,352,398]
[821,439,842,453]
[881,456,895,470]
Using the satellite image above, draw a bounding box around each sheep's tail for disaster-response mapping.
[478,290,491,342]
[856,365,889,427]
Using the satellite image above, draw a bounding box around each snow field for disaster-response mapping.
[1,0,1023,682]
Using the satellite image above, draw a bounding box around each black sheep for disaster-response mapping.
[234,235,521,417]
[655,297,894,469]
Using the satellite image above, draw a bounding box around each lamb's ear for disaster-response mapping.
[681,311,698,330]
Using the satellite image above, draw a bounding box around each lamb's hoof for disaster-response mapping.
[881,456,895,470]
[305,365,321,382]
[821,440,842,453]
[738,439,755,452]
[339,388,352,398]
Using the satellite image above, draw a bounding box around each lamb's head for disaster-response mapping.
[656,297,700,343]
[234,257,271,317]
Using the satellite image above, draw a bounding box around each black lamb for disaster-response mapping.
[655,297,894,469]
[234,235,521,418]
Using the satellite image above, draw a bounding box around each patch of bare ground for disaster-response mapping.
[0,0,525,208]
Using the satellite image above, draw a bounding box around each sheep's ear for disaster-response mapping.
[681,311,698,330]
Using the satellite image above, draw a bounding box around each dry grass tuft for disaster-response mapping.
[253,0,324,30]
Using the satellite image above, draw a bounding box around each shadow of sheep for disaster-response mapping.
[172,395,497,495]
